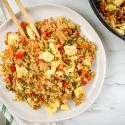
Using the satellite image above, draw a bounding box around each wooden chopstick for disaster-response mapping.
[2,0,26,37]
[15,0,40,39]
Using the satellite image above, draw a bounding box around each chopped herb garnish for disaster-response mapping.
[46,48,52,52]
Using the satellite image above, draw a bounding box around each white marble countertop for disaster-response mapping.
[1,0,125,125]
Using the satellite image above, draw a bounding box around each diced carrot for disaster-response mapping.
[76,44,89,49]
[38,83,46,88]
[42,31,48,38]
[106,12,111,19]
[48,32,52,37]
[59,48,65,54]
[38,95,44,101]
[39,59,45,63]
[37,84,43,88]
[57,64,64,70]
[83,45,90,49]
[20,22,29,28]
[100,2,106,11]
[81,78,88,85]
[86,73,92,81]
[73,31,79,37]
[63,81,69,88]
[77,55,83,62]
[6,75,11,83]
[119,15,125,20]
[81,67,88,76]
[10,66,16,73]
[8,48,14,57]
[16,53,24,59]
[34,50,39,58]
[28,92,34,97]
[14,77,21,82]
[76,44,83,49]
[32,42,40,49]
[41,31,52,38]
[58,42,63,49]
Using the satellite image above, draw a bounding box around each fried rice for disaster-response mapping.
[0,17,96,113]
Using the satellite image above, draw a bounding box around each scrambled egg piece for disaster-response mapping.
[74,87,83,98]
[46,101,59,114]
[83,57,92,67]
[8,33,20,46]
[77,63,82,70]
[64,45,77,56]
[67,62,75,72]
[117,25,125,35]
[106,4,117,11]
[49,42,58,55]
[61,104,69,111]
[120,25,125,30]
[45,70,53,79]
[116,29,124,35]
[39,51,54,62]
[16,65,28,78]
[113,0,124,6]
[68,21,76,29]
[55,71,64,77]
[16,83,23,90]
[45,61,60,78]
[27,98,34,107]
[26,25,36,40]
[65,62,75,75]
[49,42,62,59]
[69,56,78,60]
[51,61,60,72]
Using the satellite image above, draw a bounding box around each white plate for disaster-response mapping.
[0,4,106,122]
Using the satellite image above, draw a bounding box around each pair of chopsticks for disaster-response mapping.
[2,0,40,38]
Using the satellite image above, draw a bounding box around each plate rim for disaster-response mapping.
[0,3,106,122]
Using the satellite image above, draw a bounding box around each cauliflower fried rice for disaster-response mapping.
[0,17,96,113]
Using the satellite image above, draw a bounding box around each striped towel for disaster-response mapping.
[0,101,16,125]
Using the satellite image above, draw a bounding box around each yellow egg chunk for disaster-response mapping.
[64,45,77,56]
[16,65,28,78]
[74,87,84,98]
[46,101,59,114]
[8,33,20,46]
[61,104,69,111]
[39,51,54,62]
